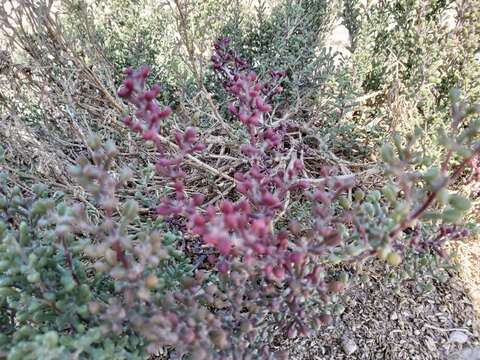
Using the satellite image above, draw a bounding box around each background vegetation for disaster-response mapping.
[0,0,479,358]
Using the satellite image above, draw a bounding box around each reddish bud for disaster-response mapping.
[261,192,281,208]
[289,221,301,235]
[142,129,157,140]
[144,89,156,101]
[273,266,285,280]
[117,85,131,98]
[123,116,133,126]
[252,243,267,255]
[228,103,238,114]
[252,218,268,237]
[158,106,172,119]
[217,238,232,256]
[220,200,234,214]
[139,66,150,78]
[290,252,305,265]
[224,214,238,229]
[192,194,204,206]
[319,313,333,325]
[192,214,206,227]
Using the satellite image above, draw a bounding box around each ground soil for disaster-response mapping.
[281,235,480,360]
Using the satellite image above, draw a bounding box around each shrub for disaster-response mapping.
[1,17,479,360]
[110,40,477,357]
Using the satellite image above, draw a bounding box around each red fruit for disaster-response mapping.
[124,79,134,89]
[294,159,305,171]
[174,180,184,193]
[193,143,205,152]
[204,232,221,246]
[249,112,261,126]
[264,264,274,279]
[132,122,142,133]
[236,200,251,213]
[256,97,272,113]
[239,110,249,123]
[313,190,330,203]
[192,194,205,206]
[240,144,257,157]
[174,131,183,145]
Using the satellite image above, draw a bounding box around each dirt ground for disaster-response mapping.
[281,235,480,360]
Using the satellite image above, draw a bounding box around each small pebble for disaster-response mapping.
[390,312,398,321]
[449,331,469,344]
[342,337,358,355]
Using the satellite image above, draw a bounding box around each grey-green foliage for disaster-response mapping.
[342,0,480,145]
[0,165,192,359]
[217,0,336,110]
[92,0,240,104]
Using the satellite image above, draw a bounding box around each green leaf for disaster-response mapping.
[442,208,463,223]
[448,194,471,212]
